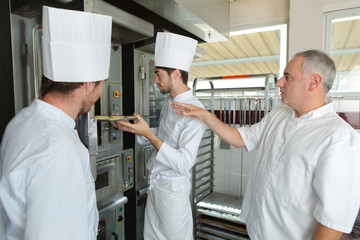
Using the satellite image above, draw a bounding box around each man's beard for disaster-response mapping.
[79,93,100,113]
[79,98,92,113]
[159,86,168,94]
[158,76,173,94]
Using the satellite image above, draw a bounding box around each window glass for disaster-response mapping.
[325,9,360,94]
[325,9,360,130]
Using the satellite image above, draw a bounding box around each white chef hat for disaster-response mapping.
[155,32,198,72]
[42,6,112,82]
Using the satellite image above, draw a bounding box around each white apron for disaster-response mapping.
[144,177,193,240]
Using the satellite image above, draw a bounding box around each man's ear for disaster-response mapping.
[80,82,94,94]
[172,69,182,81]
[308,73,322,92]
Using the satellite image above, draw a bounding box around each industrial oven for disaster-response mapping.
[8,0,154,239]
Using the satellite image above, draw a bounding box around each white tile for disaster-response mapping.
[214,177,225,194]
[229,179,241,197]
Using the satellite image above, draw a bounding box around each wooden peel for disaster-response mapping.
[95,115,155,122]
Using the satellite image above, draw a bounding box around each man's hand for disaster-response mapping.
[171,102,210,120]
[172,101,245,148]
[111,119,132,132]
[111,113,163,150]
[111,113,151,137]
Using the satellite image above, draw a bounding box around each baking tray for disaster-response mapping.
[95,115,156,122]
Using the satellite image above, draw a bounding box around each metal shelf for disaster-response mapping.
[192,73,278,239]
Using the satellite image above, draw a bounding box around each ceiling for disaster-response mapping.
[189,18,360,80]
[189,30,281,79]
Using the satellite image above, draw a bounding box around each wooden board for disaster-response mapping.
[95,115,155,122]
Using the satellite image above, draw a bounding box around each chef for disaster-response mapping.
[112,32,206,240]
[0,6,112,240]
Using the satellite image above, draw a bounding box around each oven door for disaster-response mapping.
[96,156,124,202]
[136,145,153,191]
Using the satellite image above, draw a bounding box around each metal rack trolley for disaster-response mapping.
[191,73,278,240]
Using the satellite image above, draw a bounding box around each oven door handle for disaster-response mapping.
[137,186,149,197]
[97,162,116,175]
[98,196,128,216]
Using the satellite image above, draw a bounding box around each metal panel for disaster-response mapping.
[0,0,15,139]
[133,0,229,42]
[88,0,154,44]
[122,149,134,191]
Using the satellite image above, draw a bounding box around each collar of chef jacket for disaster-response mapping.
[35,99,76,130]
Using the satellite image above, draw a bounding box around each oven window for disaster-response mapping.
[95,172,109,190]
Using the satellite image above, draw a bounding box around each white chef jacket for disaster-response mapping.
[238,103,360,240]
[0,99,98,240]
[140,89,206,240]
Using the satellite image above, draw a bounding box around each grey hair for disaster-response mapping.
[294,50,336,93]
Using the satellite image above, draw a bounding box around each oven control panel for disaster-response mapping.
[109,84,122,143]
[97,205,125,240]
[123,149,134,191]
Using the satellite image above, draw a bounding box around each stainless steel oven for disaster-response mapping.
[96,156,123,202]
[137,145,153,192]
[97,192,127,240]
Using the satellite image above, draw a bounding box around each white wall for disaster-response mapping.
[288,0,324,59]
[323,0,360,12]
[230,0,289,28]
[213,135,257,198]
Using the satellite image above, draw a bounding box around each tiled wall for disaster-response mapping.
[213,135,256,198]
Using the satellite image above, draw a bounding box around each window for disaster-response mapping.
[325,8,360,94]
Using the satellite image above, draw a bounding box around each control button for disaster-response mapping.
[126,156,133,162]
[113,103,119,110]
[113,91,120,98]
[118,215,124,222]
